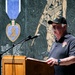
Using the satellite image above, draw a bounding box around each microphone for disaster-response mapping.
[28,34,40,39]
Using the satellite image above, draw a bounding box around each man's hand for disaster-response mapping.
[46,57,58,66]
[46,56,75,66]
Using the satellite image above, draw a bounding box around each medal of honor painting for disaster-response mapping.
[6,20,21,42]
[5,0,21,42]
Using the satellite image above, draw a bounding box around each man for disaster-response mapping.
[46,16,75,75]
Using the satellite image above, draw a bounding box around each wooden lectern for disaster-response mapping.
[2,55,26,75]
[2,55,54,75]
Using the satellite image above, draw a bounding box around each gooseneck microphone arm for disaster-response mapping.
[1,34,40,55]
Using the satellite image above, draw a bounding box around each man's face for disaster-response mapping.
[52,23,66,40]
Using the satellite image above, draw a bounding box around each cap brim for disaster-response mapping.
[48,20,61,24]
[48,20,53,24]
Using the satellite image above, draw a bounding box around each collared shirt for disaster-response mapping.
[49,33,75,75]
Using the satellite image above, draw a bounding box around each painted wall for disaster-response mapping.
[0,0,75,60]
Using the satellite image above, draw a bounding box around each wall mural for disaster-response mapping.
[1,0,75,60]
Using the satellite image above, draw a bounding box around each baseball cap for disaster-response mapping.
[48,16,67,24]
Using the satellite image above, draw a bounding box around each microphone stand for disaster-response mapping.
[0,35,38,75]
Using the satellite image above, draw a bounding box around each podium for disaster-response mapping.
[2,55,26,75]
[2,55,54,75]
